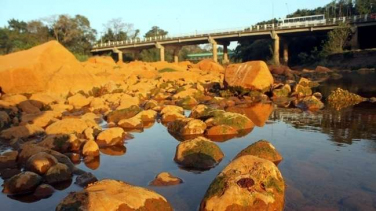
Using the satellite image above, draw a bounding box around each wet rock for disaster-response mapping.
[294,84,312,97]
[296,96,324,111]
[25,152,58,175]
[56,179,173,211]
[206,125,238,136]
[96,127,126,147]
[106,105,142,123]
[45,118,88,135]
[118,115,144,130]
[174,137,224,170]
[200,155,285,211]
[234,140,283,165]
[44,163,72,184]
[190,104,223,120]
[3,171,42,195]
[75,172,98,187]
[33,184,55,199]
[150,172,183,186]
[84,127,94,140]
[0,150,18,169]
[67,93,92,109]
[82,140,99,157]
[0,124,44,139]
[327,88,365,110]
[225,61,274,91]
[168,118,207,137]
[0,168,21,180]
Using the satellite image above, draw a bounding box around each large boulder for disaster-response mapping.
[56,179,173,211]
[200,155,285,211]
[174,137,224,170]
[224,61,273,91]
[0,41,101,94]
[3,171,42,195]
[96,127,126,147]
[327,88,365,110]
[67,94,92,109]
[234,140,283,165]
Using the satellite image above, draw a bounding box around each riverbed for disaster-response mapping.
[1,72,376,210]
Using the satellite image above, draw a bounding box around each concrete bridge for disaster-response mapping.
[91,14,376,65]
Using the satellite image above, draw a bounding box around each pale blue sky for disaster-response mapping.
[1,0,332,37]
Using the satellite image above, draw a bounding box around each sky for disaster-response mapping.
[1,0,333,36]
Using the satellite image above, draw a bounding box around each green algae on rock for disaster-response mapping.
[234,140,283,165]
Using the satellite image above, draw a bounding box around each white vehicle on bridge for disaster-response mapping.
[278,14,326,27]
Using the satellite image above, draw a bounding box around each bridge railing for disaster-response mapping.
[93,14,376,49]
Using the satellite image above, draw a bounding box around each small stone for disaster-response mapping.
[25,152,58,175]
[75,172,98,187]
[150,172,183,186]
[0,150,18,169]
[96,127,125,147]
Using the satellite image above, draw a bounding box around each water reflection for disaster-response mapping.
[100,145,126,156]
[84,156,100,170]
[271,103,376,145]
[226,103,274,127]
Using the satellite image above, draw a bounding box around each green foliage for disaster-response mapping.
[74,53,89,62]
[321,23,351,56]
[234,39,273,62]
[144,26,168,38]
[158,68,177,73]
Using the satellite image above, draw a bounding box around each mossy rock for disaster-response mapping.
[158,68,178,73]
[273,84,291,98]
[168,118,206,137]
[296,96,324,111]
[211,112,253,131]
[200,155,285,211]
[189,105,225,120]
[177,96,198,107]
[106,105,142,123]
[3,171,42,195]
[294,84,312,97]
[234,140,283,165]
[174,137,224,170]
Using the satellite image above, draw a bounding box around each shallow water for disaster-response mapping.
[1,72,376,211]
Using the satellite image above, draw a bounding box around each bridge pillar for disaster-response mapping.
[173,46,182,63]
[113,48,123,63]
[282,39,289,64]
[208,37,218,62]
[155,42,165,62]
[271,32,280,66]
[350,27,360,50]
[223,43,230,64]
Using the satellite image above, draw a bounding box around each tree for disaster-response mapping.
[144,26,168,38]
[101,18,139,42]
[140,26,169,61]
[8,19,27,33]
[355,0,376,14]
[321,23,351,55]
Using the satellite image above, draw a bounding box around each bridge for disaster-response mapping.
[91,14,376,65]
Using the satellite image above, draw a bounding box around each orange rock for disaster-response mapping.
[0,41,101,94]
[195,59,225,73]
[225,61,274,91]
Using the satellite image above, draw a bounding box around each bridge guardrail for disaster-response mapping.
[93,14,376,49]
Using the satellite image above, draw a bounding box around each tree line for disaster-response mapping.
[0,15,210,62]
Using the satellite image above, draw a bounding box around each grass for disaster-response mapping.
[158,68,178,73]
